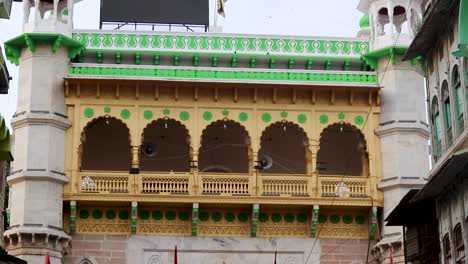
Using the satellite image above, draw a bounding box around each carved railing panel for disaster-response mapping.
[259,175,310,197]
[319,176,369,198]
[139,172,191,195]
[79,172,130,193]
[200,173,251,195]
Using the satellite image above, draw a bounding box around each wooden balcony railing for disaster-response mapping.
[75,171,375,201]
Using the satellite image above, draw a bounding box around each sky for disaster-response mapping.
[0,0,363,129]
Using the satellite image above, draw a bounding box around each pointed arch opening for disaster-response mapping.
[140,118,191,172]
[317,123,368,176]
[442,80,453,146]
[431,96,442,161]
[258,122,309,174]
[452,66,464,135]
[199,120,251,173]
[80,117,132,171]
[393,6,408,34]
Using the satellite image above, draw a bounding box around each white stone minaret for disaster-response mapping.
[4,1,79,263]
[357,0,429,262]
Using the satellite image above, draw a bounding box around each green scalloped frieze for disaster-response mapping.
[262,113,272,123]
[104,106,111,113]
[179,111,190,121]
[338,112,345,119]
[354,115,365,125]
[222,109,230,116]
[5,33,85,65]
[203,111,213,121]
[163,108,170,115]
[319,114,329,124]
[143,110,153,120]
[280,111,288,118]
[84,108,94,118]
[239,112,248,122]
[72,32,370,59]
[361,46,409,70]
[68,66,379,85]
[297,114,307,124]
[120,109,131,119]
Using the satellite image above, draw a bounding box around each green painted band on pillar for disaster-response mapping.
[453,0,468,57]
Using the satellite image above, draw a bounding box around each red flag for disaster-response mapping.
[274,250,277,264]
[389,247,394,264]
[174,245,178,264]
[45,253,51,264]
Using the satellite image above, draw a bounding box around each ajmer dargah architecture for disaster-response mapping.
[2,0,432,263]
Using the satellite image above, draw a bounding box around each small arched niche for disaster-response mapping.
[377,7,391,35]
[198,120,251,173]
[140,119,191,172]
[258,122,309,174]
[80,117,132,171]
[393,6,408,34]
[317,123,368,176]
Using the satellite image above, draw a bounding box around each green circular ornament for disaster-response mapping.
[318,214,327,223]
[139,210,150,220]
[120,109,131,119]
[118,210,129,220]
[92,209,103,219]
[166,211,176,220]
[212,212,222,222]
[355,215,366,225]
[343,215,353,224]
[79,210,89,219]
[262,113,272,123]
[222,109,230,116]
[179,111,190,121]
[199,212,209,222]
[84,108,94,118]
[163,108,170,115]
[319,114,329,124]
[330,214,340,224]
[179,211,190,221]
[280,111,288,118]
[259,213,269,223]
[297,213,307,223]
[354,115,364,125]
[203,111,213,121]
[298,114,307,124]
[104,106,111,113]
[224,212,235,222]
[143,110,153,120]
[271,213,282,223]
[239,112,248,122]
[284,213,295,223]
[152,210,163,220]
[106,210,116,220]
[338,112,345,119]
[238,212,249,222]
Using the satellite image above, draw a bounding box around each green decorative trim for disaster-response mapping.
[356,215,365,225]
[319,114,329,124]
[454,0,468,57]
[211,212,222,222]
[104,106,111,113]
[203,111,213,121]
[330,214,340,224]
[361,46,408,70]
[62,7,69,16]
[343,215,353,224]
[92,209,103,219]
[262,113,272,123]
[179,111,190,121]
[119,210,129,220]
[68,66,379,85]
[5,33,85,65]
[0,114,13,161]
[284,213,295,223]
[106,210,116,220]
[318,214,327,224]
[354,115,364,125]
[224,212,235,222]
[84,108,94,118]
[73,32,370,59]
[166,211,176,220]
[120,109,131,119]
[297,213,307,223]
[338,112,345,119]
[271,213,282,223]
[152,210,163,220]
[179,211,190,221]
[238,212,249,222]
[222,109,230,116]
[259,213,269,223]
[297,114,307,124]
[143,110,153,120]
[280,111,288,118]
[163,108,171,115]
[239,112,248,122]
[199,212,209,222]
[139,210,150,220]
[79,210,89,219]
